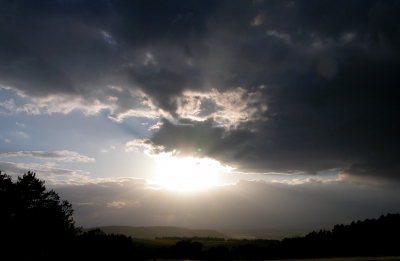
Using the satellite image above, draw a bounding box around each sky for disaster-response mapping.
[1,0,400,230]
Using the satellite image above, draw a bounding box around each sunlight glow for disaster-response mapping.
[154,156,224,191]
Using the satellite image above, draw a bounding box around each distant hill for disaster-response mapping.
[219,228,310,240]
[83,226,230,239]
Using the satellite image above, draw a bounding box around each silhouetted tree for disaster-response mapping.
[172,239,204,259]
[75,228,136,259]
[0,171,79,260]
[205,245,232,260]
[0,171,15,247]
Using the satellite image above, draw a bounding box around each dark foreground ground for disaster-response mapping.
[154,257,400,261]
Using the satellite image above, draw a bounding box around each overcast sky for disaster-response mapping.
[1,0,400,230]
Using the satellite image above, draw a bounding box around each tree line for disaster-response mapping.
[1,171,400,260]
[156,236,226,241]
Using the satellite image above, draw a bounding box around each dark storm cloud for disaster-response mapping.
[1,1,400,180]
[0,0,213,116]
[145,51,400,178]
[128,69,189,118]
[140,0,400,180]
[108,0,216,45]
[144,118,253,162]
[0,30,75,97]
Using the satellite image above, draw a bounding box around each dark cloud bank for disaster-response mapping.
[1,0,400,182]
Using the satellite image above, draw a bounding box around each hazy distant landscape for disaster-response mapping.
[83,226,230,239]
[83,226,310,240]
[218,228,310,240]
[81,213,400,259]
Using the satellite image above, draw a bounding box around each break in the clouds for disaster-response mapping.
[1,0,400,183]
[0,150,95,162]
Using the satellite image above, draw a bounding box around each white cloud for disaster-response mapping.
[0,99,15,111]
[0,93,111,118]
[148,121,163,130]
[101,30,117,45]
[0,99,41,115]
[267,30,291,43]
[16,122,25,127]
[14,131,28,138]
[143,52,157,66]
[107,200,141,209]
[107,96,118,101]
[251,13,264,26]
[0,150,95,162]
[1,74,265,128]
[125,139,162,153]
[0,161,90,184]
[108,85,124,92]
[2,84,267,127]
[4,139,11,143]
[175,88,267,127]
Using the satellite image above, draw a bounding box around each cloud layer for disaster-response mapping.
[0,150,95,162]
[0,161,89,183]
[55,178,400,229]
[1,0,400,181]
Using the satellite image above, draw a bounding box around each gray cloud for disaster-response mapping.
[128,68,189,118]
[1,0,400,181]
[0,150,95,162]
[128,119,254,166]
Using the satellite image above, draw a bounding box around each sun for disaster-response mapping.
[154,156,222,191]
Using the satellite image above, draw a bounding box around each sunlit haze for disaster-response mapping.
[155,156,223,191]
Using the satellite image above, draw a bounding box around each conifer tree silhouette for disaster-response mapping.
[0,171,79,260]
